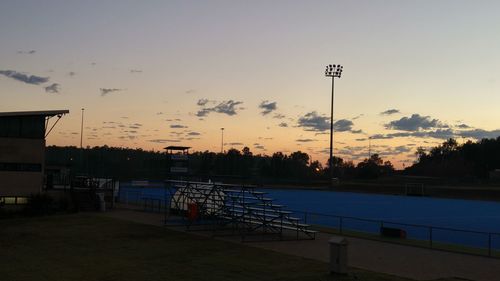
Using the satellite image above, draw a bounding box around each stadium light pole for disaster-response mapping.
[325,64,343,185]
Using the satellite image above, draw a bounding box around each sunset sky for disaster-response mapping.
[1,1,500,169]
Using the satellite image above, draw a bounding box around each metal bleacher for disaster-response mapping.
[164,180,316,241]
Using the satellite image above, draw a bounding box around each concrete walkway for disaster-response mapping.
[100,208,500,281]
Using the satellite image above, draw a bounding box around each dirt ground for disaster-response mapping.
[102,208,500,281]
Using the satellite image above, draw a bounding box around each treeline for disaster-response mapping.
[405,137,500,179]
[45,145,395,182]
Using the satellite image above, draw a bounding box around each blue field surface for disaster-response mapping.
[118,182,500,250]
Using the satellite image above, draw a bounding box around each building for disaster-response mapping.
[0,110,68,204]
[164,146,190,177]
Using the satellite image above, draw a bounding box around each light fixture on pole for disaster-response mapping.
[221,128,224,153]
[325,64,343,183]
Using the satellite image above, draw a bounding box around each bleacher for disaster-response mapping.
[165,180,316,241]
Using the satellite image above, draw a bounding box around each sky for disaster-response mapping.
[1,0,500,169]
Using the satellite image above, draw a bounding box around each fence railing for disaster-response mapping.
[291,209,500,258]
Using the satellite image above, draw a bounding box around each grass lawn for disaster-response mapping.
[0,214,460,281]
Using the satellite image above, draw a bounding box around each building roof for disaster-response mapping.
[0,110,69,118]
[164,146,191,151]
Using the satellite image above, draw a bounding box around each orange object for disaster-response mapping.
[187,203,198,220]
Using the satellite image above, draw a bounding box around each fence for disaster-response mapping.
[291,209,500,258]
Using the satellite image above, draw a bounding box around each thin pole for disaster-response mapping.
[80,108,84,175]
[221,128,224,153]
[329,76,335,182]
[369,137,372,158]
[80,108,84,149]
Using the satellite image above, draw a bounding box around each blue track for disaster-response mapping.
[118,182,500,250]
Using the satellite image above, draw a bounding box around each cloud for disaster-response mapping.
[394,146,412,153]
[351,129,363,134]
[197,98,211,106]
[227,142,243,146]
[456,123,470,129]
[44,83,60,93]
[385,114,443,131]
[278,122,288,127]
[296,139,316,142]
[254,144,265,150]
[369,128,462,140]
[17,50,36,54]
[185,89,196,94]
[0,70,49,85]
[370,134,394,140]
[213,100,243,115]
[259,100,277,115]
[68,71,76,77]
[148,139,181,143]
[333,119,354,132]
[187,132,201,136]
[130,69,142,73]
[380,109,400,115]
[196,100,244,117]
[458,129,500,139]
[100,88,123,96]
[196,108,212,117]
[297,111,329,131]
[170,124,188,129]
[273,113,286,119]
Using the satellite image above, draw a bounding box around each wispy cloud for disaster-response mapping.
[17,50,36,54]
[296,139,316,142]
[148,139,181,143]
[100,88,124,96]
[196,100,244,117]
[458,129,500,139]
[170,124,188,129]
[259,100,277,115]
[185,89,196,94]
[44,83,60,93]
[197,98,211,106]
[456,123,470,129]
[130,69,142,73]
[278,122,288,127]
[368,128,489,140]
[380,109,400,115]
[0,70,49,85]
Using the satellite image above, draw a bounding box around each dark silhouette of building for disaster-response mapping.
[0,110,68,204]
